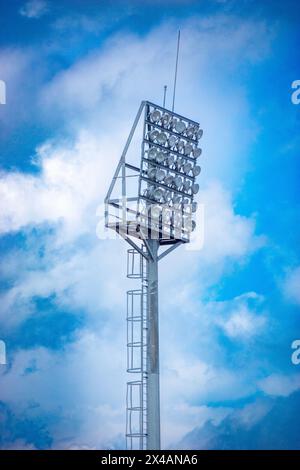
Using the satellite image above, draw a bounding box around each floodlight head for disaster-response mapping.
[197,129,204,140]
[156,169,165,182]
[153,188,163,201]
[105,100,203,245]
[149,130,159,141]
[192,183,199,194]
[164,174,174,186]
[148,148,157,160]
[192,165,201,176]
[157,132,167,145]
[184,143,193,155]
[193,147,202,158]
[168,135,177,148]
[175,120,186,134]
[183,179,191,191]
[186,125,195,138]
[183,162,192,174]
[156,151,165,164]
[150,110,161,123]
[166,154,175,166]
[177,140,185,152]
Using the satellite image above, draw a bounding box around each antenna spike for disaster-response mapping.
[163,85,167,108]
[172,30,181,112]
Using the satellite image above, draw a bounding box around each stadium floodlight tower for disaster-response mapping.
[104,100,203,450]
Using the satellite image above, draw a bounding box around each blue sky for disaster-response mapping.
[0,0,300,449]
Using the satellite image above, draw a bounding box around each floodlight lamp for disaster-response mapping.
[175,120,186,134]
[148,148,157,160]
[150,110,161,123]
[165,154,175,167]
[148,168,157,180]
[157,132,167,146]
[156,169,165,182]
[193,147,202,158]
[149,130,159,141]
[161,113,171,127]
[192,165,201,176]
[192,183,199,194]
[156,151,165,164]
[173,195,182,205]
[184,143,193,155]
[192,201,197,213]
[183,180,191,191]
[177,140,185,152]
[170,117,178,130]
[197,129,203,140]
[163,190,172,203]
[144,185,155,199]
[175,158,183,171]
[174,176,183,189]
[183,162,192,174]
[153,188,163,201]
[164,174,174,186]
[168,135,177,148]
[186,125,195,138]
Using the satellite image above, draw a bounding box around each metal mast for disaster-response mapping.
[105,101,203,450]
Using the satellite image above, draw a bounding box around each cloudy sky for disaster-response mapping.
[0,0,300,450]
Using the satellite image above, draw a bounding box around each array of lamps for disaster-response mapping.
[139,105,203,237]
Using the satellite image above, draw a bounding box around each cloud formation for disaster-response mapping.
[19,0,49,19]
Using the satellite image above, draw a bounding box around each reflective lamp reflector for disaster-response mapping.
[175,120,186,134]
[156,169,165,182]
[184,143,193,155]
[192,165,201,176]
[192,183,199,194]
[157,132,167,145]
[164,174,174,185]
[153,188,163,201]
[186,125,194,138]
[177,140,185,152]
[150,110,161,123]
[193,147,202,158]
[168,135,177,148]
[162,113,171,127]
[192,201,197,213]
[149,130,159,141]
[148,168,157,179]
[197,129,203,140]
[183,180,191,191]
[174,176,183,189]
[148,148,157,160]
[183,162,192,174]
[156,151,165,163]
[166,154,175,167]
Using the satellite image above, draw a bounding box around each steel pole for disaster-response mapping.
[146,238,161,450]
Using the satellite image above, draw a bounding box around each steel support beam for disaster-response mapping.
[146,239,161,450]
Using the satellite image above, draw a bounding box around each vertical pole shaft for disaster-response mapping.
[146,239,161,450]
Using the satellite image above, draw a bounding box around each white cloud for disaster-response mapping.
[214,293,267,339]
[19,0,49,19]
[282,266,300,306]
[258,373,300,397]
[0,130,119,238]
[0,330,126,448]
